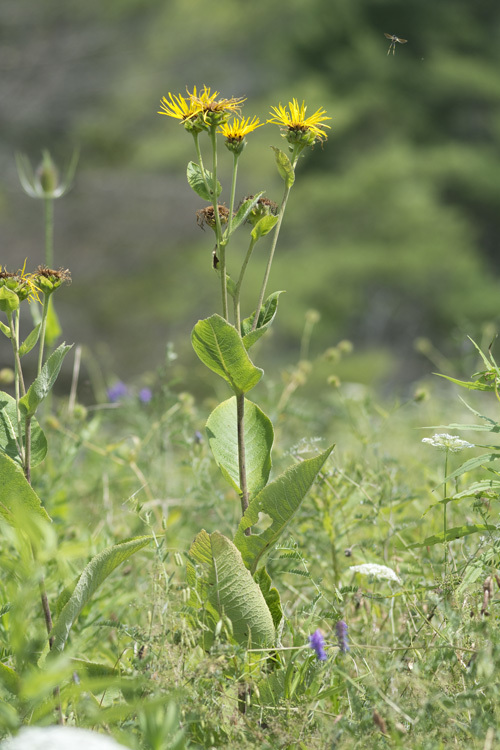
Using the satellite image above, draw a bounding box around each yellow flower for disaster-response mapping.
[158,91,202,122]
[188,85,246,126]
[268,98,331,144]
[219,116,262,141]
[0,262,41,304]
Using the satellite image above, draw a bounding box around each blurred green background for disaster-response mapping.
[2,0,500,394]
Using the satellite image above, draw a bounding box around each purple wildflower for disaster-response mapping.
[335,620,350,653]
[309,629,327,661]
[139,387,152,403]
[107,381,128,403]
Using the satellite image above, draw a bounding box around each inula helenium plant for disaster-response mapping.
[158,85,333,650]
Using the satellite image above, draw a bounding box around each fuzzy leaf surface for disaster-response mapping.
[50,536,152,652]
[187,161,222,201]
[0,451,51,525]
[191,314,262,393]
[234,445,334,574]
[189,530,275,647]
[19,342,72,418]
[0,391,47,467]
[206,397,273,498]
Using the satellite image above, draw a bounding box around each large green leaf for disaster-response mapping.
[50,536,152,652]
[0,391,47,467]
[19,342,72,418]
[234,445,334,574]
[206,397,273,498]
[186,161,222,201]
[241,291,284,350]
[191,314,262,394]
[0,451,51,525]
[189,530,275,648]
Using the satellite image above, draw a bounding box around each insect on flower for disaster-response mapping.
[384,32,408,55]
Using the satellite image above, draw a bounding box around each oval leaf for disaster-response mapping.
[189,530,275,648]
[271,147,295,188]
[19,342,73,418]
[241,291,284,350]
[50,536,153,652]
[0,391,47,467]
[0,451,51,526]
[191,314,263,394]
[206,397,273,498]
[251,214,278,241]
[234,445,334,574]
[187,161,222,201]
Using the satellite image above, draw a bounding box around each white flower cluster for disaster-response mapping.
[349,563,401,584]
[421,433,474,453]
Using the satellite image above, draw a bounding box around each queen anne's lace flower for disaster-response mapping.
[349,563,401,584]
[422,433,474,452]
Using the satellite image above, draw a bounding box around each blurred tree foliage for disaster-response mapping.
[1,0,500,385]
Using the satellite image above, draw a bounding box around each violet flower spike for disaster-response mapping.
[335,620,350,653]
[309,628,327,661]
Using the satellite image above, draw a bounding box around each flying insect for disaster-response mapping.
[384,33,407,55]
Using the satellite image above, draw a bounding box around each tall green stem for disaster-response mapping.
[226,152,239,238]
[37,293,51,375]
[236,392,250,533]
[443,451,448,577]
[251,151,299,332]
[44,197,54,268]
[208,126,228,320]
[233,238,257,332]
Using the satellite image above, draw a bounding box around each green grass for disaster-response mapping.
[2,351,500,749]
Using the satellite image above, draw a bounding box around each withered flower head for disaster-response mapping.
[196,204,230,230]
[35,266,71,295]
[241,195,279,227]
[0,264,41,304]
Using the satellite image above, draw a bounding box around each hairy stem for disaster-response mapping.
[236,392,250,534]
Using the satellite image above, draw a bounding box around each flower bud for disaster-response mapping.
[36,151,59,195]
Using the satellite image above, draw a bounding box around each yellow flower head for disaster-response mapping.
[218,116,262,154]
[268,98,331,145]
[219,116,262,141]
[188,85,246,127]
[158,91,202,122]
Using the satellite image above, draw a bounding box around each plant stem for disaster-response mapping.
[44,197,54,268]
[233,238,257,333]
[443,451,448,577]
[226,152,239,238]
[37,292,51,375]
[208,126,228,320]
[236,392,250,533]
[251,151,299,332]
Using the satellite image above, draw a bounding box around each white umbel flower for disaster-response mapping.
[0,727,126,750]
[421,433,474,453]
[349,563,401,584]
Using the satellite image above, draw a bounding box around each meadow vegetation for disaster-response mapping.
[2,80,500,750]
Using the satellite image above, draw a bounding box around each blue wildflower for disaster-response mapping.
[309,629,327,661]
[335,620,350,653]
[107,381,128,403]
[139,387,152,403]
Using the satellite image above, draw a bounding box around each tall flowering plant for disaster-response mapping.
[159,86,334,649]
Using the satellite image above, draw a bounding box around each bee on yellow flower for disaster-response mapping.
[268,98,331,146]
